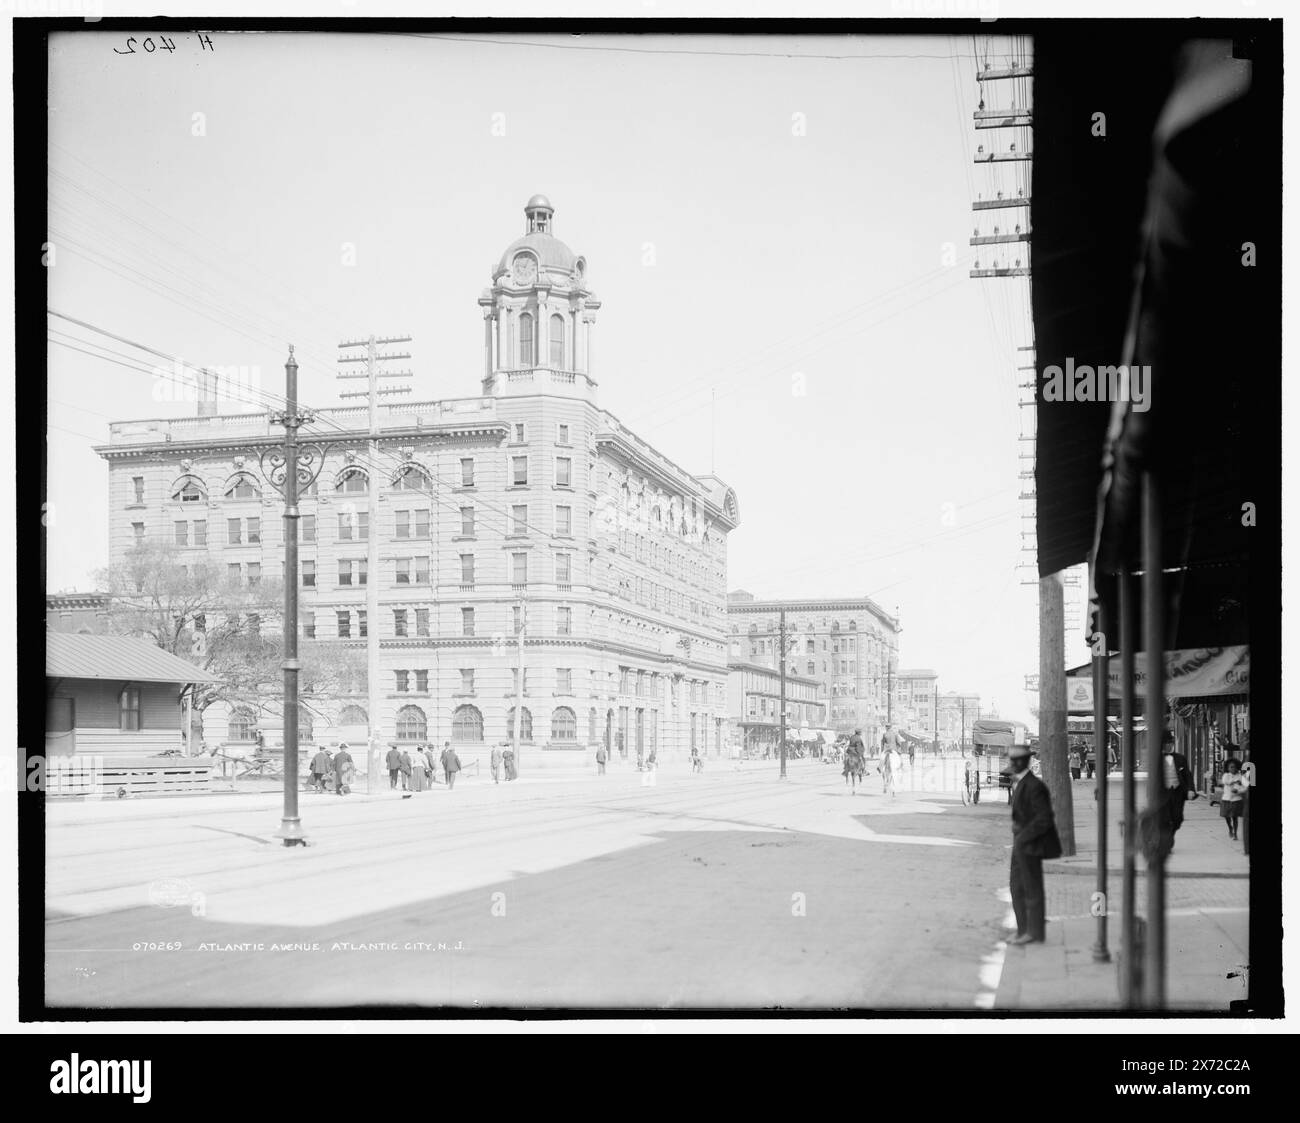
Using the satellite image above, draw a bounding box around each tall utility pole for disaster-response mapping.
[337,335,412,792]
[961,697,966,753]
[512,597,526,774]
[261,346,326,846]
[1040,572,1075,854]
[778,609,788,779]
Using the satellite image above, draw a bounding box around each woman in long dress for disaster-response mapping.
[408,744,429,792]
[503,747,517,781]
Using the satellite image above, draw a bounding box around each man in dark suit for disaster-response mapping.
[1157,730,1198,854]
[1007,743,1062,946]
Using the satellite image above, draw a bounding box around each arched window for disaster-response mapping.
[849,620,857,631]
[391,465,431,492]
[549,313,565,368]
[172,477,206,503]
[119,685,141,732]
[519,313,535,366]
[225,474,260,500]
[505,706,532,742]
[452,704,483,742]
[339,704,368,726]
[228,707,256,742]
[551,706,577,741]
[336,468,368,494]
[397,705,428,742]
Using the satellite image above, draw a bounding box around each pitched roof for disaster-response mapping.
[46,632,221,684]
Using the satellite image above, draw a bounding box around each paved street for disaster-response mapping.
[46,758,1023,1009]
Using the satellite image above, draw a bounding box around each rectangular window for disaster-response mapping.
[302,515,316,543]
[460,457,475,487]
[555,553,572,585]
[512,456,529,486]
[339,560,353,586]
[359,559,368,586]
[228,563,241,582]
[395,558,409,585]
[557,606,571,635]
[395,510,410,539]
[558,423,570,445]
[555,457,572,487]
[302,560,316,587]
[414,556,428,584]
[339,512,354,540]
[512,552,528,584]
[174,521,188,546]
[227,518,241,545]
[395,670,409,693]
[246,563,261,586]
[461,607,475,636]
[415,670,428,693]
[132,477,145,504]
[416,608,429,637]
[557,668,572,694]
[358,610,367,638]
[247,518,261,544]
[513,605,523,634]
[337,611,351,639]
[460,507,475,536]
[511,504,528,535]
[620,667,630,694]
[119,685,141,732]
[358,513,369,540]
[555,505,572,536]
[460,554,475,585]
[394,609,408,637]
[514,422,526,443]
[414,510,429,538]
[194,520,207,546]
[460,669,474,694]
[304,616,316,640]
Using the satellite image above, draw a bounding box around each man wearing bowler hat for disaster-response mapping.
[1006,742,1062,945]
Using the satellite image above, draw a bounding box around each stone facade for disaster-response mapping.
[94,197,739,763]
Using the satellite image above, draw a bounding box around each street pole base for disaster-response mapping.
[275,819,307,847]
[1091,944,1112,964]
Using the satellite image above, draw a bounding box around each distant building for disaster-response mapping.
[726,592,901,747]
[726,661,827,752]
[46,592,109,634]
[937,691,982,749]
[893,668,938,740]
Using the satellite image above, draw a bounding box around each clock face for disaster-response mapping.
[512,255,537,286]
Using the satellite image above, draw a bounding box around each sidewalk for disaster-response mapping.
[995,781,1250,1011]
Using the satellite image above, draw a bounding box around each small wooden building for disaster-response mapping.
[45,632,220,795]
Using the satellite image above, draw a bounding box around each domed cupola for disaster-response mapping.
[479,195,601,401]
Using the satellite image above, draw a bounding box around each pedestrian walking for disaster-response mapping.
[441,742,462,790]
[333,742,355,796]
[636,742,645,771]
[689,745,701,774]
[386,745,403,790]
[503,746,517,781]
[1006,743,1062,945]
[1157,730,1198,854]
[407,744,429,793]
[398,747,412,791]
[1068,749,1082,781]
[1219,758,1246,841]
[597,743,608,775]
[310,746,333,793]
[491,743,504,783]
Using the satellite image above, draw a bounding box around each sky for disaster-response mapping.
[45,29,1090,727]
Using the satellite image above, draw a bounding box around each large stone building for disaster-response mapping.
[94,196,740,763]
[725,590,900,747]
